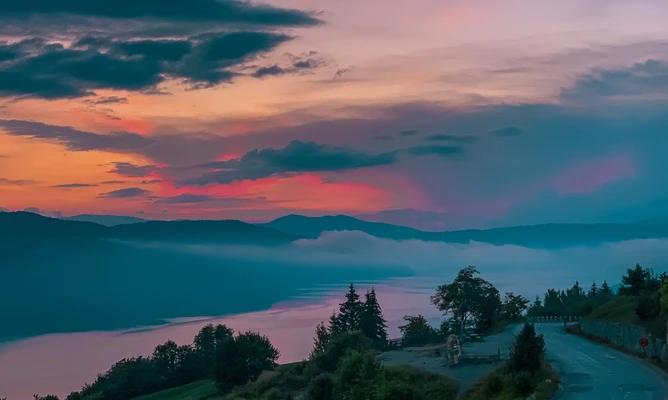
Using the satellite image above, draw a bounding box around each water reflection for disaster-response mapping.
[0,278,443,400]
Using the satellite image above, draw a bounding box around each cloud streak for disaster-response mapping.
[182,140,398,186]
[98,187,150,198]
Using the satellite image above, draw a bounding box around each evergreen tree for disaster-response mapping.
[328,312,344,337]
[527,295,542,317]
[508,323,545,374]
[309,321,331,360]
[338,283,363,332]
[599,280,611,296]
[360,288,388,348]
[588,281,598,297]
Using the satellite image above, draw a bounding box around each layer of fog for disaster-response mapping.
[149,230,668,297]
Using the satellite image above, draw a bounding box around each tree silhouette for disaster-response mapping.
[213,331,279,391]
[360,288,388,348]
[310,321,332,360]
[588,281,598,297]
[398,315,437,346]
[508,323,545,374]
[599,280,611,296]
[432,266,501,333]
[337,283,364,332]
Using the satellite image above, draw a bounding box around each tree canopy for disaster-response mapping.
[431,266,502,333]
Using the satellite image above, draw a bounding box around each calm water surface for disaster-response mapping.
[0,254,642,400]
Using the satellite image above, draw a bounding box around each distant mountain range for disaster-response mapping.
[64,214,147,226]
[0,212,300,254]
[261,214,668,248]
[4,211,668,250]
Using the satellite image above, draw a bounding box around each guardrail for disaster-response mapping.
[527,315,582,323]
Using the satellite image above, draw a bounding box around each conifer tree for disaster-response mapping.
[600,280,611,296]
[360,288,388,348]
[309,321,332,359]
[329,311,344,337]
[338,283,363,332]
[508,323,545,374]
[588,281,598,297]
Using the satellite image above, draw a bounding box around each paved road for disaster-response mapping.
[535,323,668,400]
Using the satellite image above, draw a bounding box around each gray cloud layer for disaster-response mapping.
[98,187,150,198]
[182,140,399,186]
[0,120,154,151]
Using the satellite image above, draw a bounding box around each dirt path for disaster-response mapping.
[379,324,522,396]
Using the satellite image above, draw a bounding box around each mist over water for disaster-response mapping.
[2,232,668,399]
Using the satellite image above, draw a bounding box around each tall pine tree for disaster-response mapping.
[588,281,598,297]
[309,321,331,359]
[600,280,611,296]
[360,288,388,348]
[329,311,344,337]
[338,283,363,332]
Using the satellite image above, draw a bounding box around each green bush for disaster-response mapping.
[334,350,383,400]
[485,372,504,397]
[512,371,535,396]
[307,373,335,400]
[380,382,419,400]
[314,331,372,372]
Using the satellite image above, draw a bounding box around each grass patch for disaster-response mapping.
[587,295,666,339]
[588,296,639,324]
[132,380,217,400]
[383,365,460,399]
[462,359,559,400]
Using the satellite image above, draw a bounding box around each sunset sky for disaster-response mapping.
[1,0,668,229]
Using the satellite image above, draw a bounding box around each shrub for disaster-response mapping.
[380,382,419,400]
[308,373,335,400]
[485,372,504,397]
[334,350,383,400]
[636,290,661,319]
[314,331,372,372]
[512,371,535,396]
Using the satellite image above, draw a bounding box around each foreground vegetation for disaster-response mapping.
[29,262,668,400]
[31,286,460,400]
[525,263,668,340]
[463,323,558,400]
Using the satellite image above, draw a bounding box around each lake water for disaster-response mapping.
[3,236,667,399]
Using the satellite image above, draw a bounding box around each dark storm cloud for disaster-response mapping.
[0,119,155,151]
[100,180,126,184]
[141,179,162,184]
[109,162,158,177]
[181,140,398,186]
[560,59,668,102]
[0,0,320,30]
[0,32,295,99]
[405,145,464,157]
[98,187,150,198]
[52,183,98,188]
[488,126,526,137]
[424,134,477,143]
[399,129,418,136]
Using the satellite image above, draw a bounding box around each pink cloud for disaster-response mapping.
[550,156,636,195]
